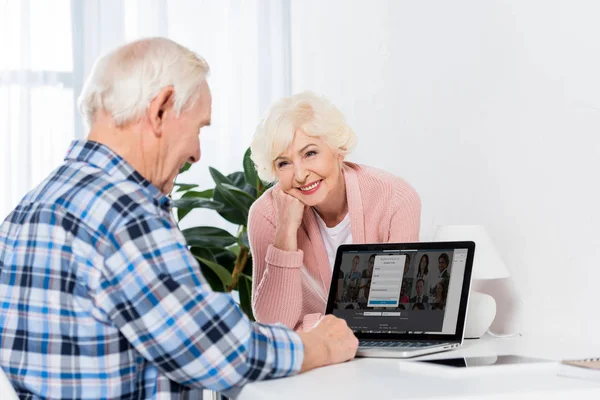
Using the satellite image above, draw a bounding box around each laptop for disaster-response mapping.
[326,241,475,358]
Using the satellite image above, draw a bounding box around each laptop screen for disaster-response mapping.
[329,245,471,336]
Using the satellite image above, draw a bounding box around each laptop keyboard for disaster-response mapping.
[359,340,444,348]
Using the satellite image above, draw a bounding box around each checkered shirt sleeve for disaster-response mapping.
[96,213,304,392]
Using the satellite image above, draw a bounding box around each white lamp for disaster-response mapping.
[433,225,510,339]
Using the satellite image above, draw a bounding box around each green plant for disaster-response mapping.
[172,148,271,320]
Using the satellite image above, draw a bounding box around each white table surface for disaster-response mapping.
[237,333,600,400]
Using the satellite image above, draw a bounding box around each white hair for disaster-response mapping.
[78,37,210,128]
[251,91,357,182]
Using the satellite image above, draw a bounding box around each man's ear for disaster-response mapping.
[148,86,174,136]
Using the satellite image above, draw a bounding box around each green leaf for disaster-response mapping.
[221,183,255,202]
[174,190,216,221]
[243,148,260,191]
[174,183,198,193]
[214,199,247,225]
[227,171,246,189]
[209,166,233,187]
[215,183,255,216]
[195,255,233,287]
[228,244,241,257]
[172,198,223,211]
[181,189,214,199]
[178,208,191,223]
[238,275,254,321]
[214,184,252,223]
[214,249,236,273]
[229,171,257,198]
[191,247,224,292]
[179,163,192,174]
[215,184,250,215]
[182,227,238,248]
[207,168,249,225]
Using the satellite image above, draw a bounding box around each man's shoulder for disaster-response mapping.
[31,161,162,233]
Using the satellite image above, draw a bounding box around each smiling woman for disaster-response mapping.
[247,91,422,331]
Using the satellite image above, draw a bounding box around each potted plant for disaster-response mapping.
[172,149,271,320]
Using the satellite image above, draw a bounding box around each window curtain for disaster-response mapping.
[0,0,291,231]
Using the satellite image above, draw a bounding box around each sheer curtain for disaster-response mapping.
[0,0,75,221]
[0,0,291,229]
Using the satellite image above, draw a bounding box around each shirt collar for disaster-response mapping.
[64,140,172,210]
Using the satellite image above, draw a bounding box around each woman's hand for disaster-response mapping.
[273,186,305,252]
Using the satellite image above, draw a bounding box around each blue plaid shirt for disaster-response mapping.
[0,140,303,399]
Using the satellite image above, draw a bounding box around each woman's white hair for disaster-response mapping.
[251,91,357,182]
[78,37,210,128]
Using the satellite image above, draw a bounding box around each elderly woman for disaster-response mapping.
[248,91,421,331]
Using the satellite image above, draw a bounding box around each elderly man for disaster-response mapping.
[0,38,357,399]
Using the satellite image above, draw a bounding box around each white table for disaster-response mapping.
[237,333,600,400]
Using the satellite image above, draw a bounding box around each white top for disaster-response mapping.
[313,209,352,270]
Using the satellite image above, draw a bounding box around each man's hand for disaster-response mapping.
[297,315,359,373]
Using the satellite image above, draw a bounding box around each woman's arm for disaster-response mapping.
[249,205,304,330]
[388,182,422,242]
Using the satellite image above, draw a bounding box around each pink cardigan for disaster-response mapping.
[248,162,421,331]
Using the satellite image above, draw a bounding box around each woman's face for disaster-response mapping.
[352,257,360,271]
[274,129,344,208]
[368,257,375,274]
[435,284,443,300]
[420,256,427,269]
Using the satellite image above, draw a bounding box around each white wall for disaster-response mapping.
[291,0,600,338]
[160,0,292,233]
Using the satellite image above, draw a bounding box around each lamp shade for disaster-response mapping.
[433,225,510,280]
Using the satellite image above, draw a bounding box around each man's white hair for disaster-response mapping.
[78,37,210,128]
[251,91,357,182]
